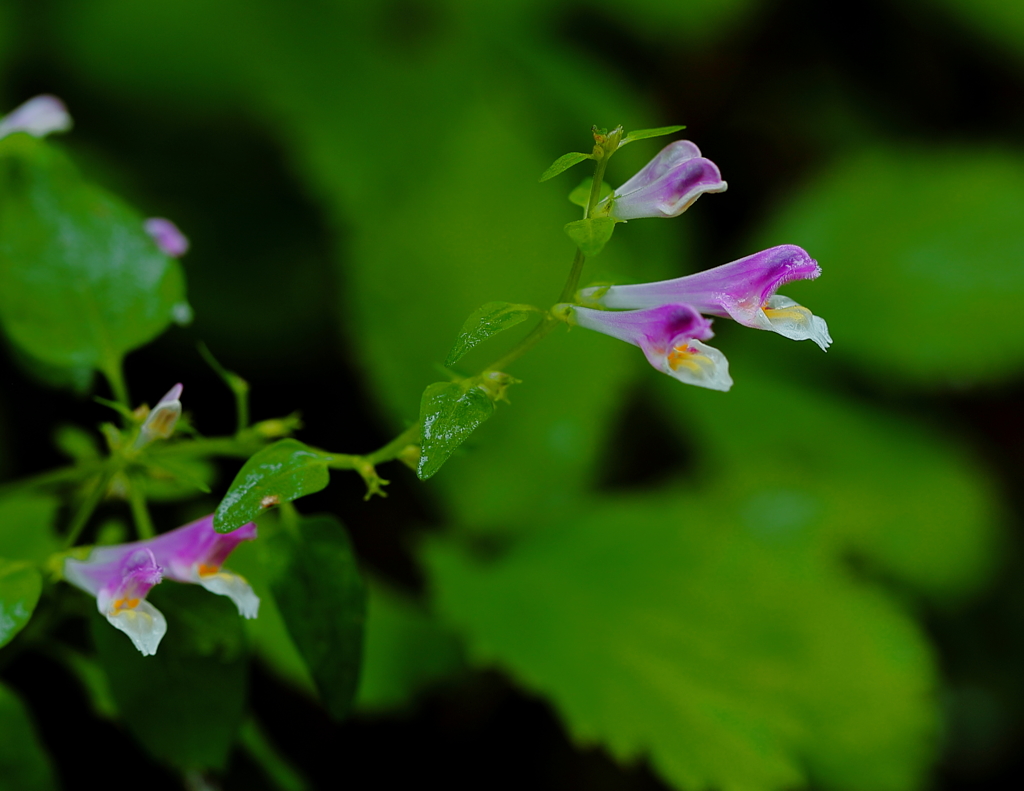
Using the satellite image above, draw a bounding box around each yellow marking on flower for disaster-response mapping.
[667,343,711,373]
[112,597,140,610]
[198,563,220,577]
[763,304,811,325]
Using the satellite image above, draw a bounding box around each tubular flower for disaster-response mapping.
[0,95,72,140]
[558,302,733,391]
[135,383,183,448]
[64,515,259,655]
[597,140,727,221]
[579,244,832,350]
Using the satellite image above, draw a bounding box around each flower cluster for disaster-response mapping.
[64,515,259,655]
[563,140,830,390]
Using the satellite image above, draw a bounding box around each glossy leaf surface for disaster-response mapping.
[445,302,538,367]
[214,439,332,533]
[0,560,42,649]
[417,382,494,480]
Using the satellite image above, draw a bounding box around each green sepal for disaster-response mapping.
[0,560,42,649]
[0,135,187,376]
[214,439,333,533]
[417,382,495,480]
[568,177,613,209]
[564,217,617,257]
[270,515,367,720]
[91,584,247,771]
[445,302,538,367]
[620,125,686,146]
[539,151,591,182]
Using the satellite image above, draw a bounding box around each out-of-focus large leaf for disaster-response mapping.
[425,492,938,791]
[0,492,60,564]
[93,583,247,771]
[920,0,1024,63]
[0,683,57,791]
[270,515,366,720]
[657,354,1001,603]
[754,147,1024,386]
[223,533,315,695]
[0,560,42,649]
[355,580,464,713]
[0,135,187,376]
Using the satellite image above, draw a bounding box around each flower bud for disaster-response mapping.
[599,140,727,220]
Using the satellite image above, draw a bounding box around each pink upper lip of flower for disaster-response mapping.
[568,302,716,348]
[601,140,728,220]
[581,244,821,320]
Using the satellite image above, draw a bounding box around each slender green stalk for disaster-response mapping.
[101,358,131,415]
[198,342,251,434]
[365,424,421,465]
[0,462,105,496]
[63,467,116,548]
[127,479,155,539]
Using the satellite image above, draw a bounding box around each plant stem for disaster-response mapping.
[63,468,116,548]
[127,479,155,539]
[101,358,131,415]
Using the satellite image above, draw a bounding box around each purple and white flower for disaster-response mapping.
[579,244,832,350]
[558,302,733,391]
[0,95,72,140]
[64,515,258,655]
[135,383,183,448]
[598,140,727,221]
[144,217,190,258]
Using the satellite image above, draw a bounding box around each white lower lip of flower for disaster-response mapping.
[657,338,733,392]
[104,600,167,656]
[757,296,833,351]
[193,567,260,619]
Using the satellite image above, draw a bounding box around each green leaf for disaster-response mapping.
[270,515,367,720]
[0,492,60,563]
[0,135,187,375]
[755,147,1024,385]
[0,560,42,649]
[539,151,591,182]
[564,217,617,257]
[445,302,537,367]
[92,583,247,771]
[142,457,216,500]
[214,439,332,533]
[568,177,613,209]
[417,382,495,480]
[425,492,938,791]
[659,356,1000,603]
[925,0,1024,64]
[0,682,58,790]
[620,124,686,145]
[356,579,465,712]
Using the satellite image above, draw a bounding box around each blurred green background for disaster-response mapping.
[2,0,1024,789]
